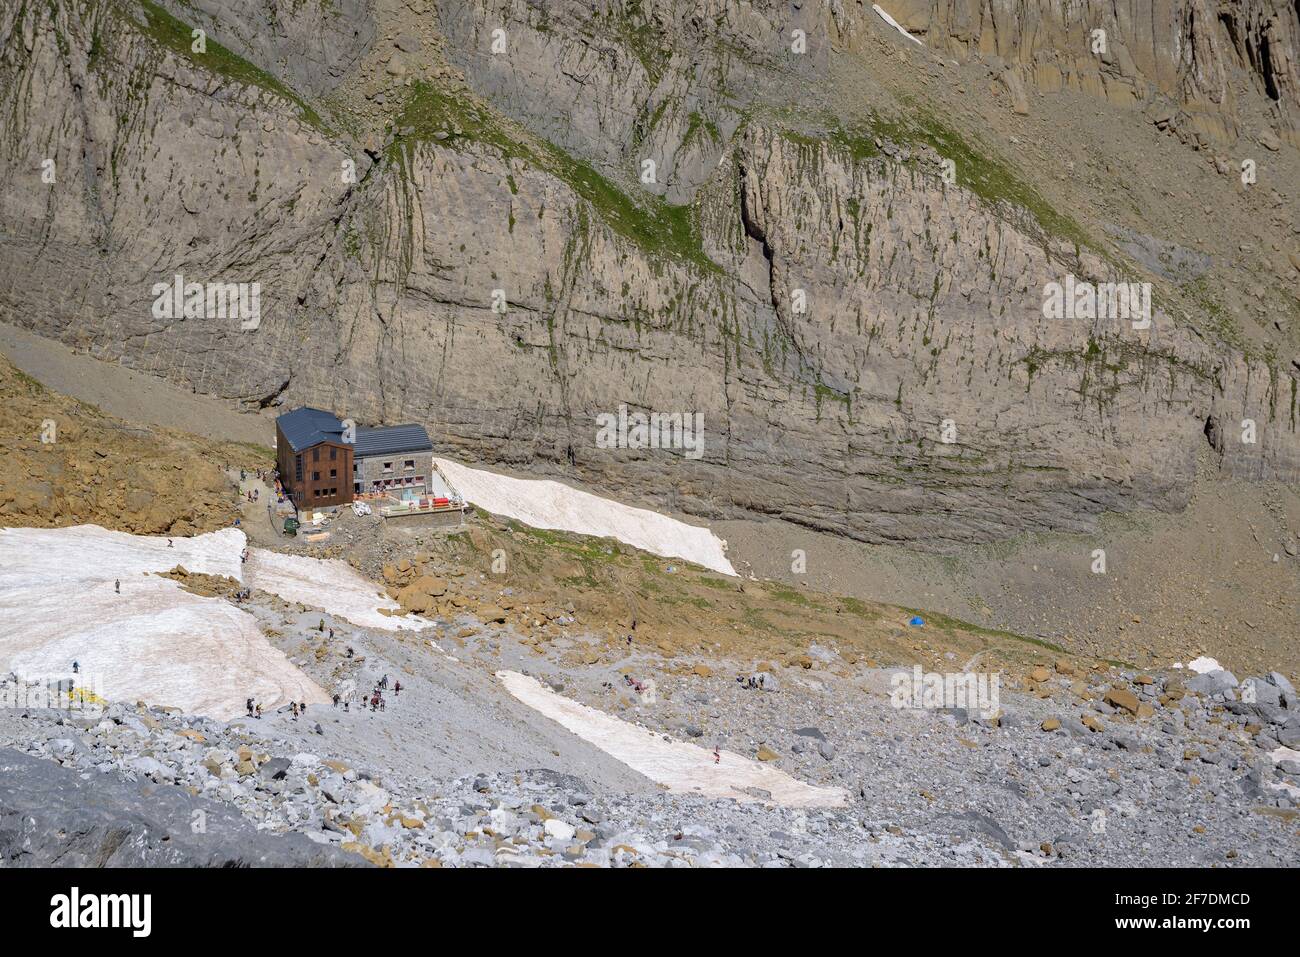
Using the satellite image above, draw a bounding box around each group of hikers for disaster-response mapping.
[234,466,286,506]
[622,673,648,694]
[329,674,402,714]
[244,697,313,720]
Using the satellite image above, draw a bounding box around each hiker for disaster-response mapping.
[300,701,308,715]
[380,675,388,690]
[328,628,334,640]
[246,698,254,717]
[713,746,720,765]
[72,660,79,674]
[318,619,325,632]
[346,647,354,659]
[253,489,259,502]
[379,695,386,712]
[167,539,173,548]
[115,579,120,594]
[255,703,262,718]
[332,693,340,708]
[393,680,401,696]
[344,700,350,712]
[291,702,299,720]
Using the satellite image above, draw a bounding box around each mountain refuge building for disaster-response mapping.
[275,407,435,509]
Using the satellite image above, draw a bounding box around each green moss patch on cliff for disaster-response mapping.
[885,112,1093,252]
[393,82,718,273]
[773,108,1095,254]
[134,0,326,130]
[1017,334,1215,419]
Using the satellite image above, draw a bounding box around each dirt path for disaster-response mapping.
[0,321,275,447]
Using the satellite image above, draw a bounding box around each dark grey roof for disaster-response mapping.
[354,424,433,458]
[276,407,346,452]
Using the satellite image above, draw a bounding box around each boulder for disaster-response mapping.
[258,757,291,781]
[1103,688,1141,715]
[1267,672,1296,696]
[543,818,576,841]
[1186,670,1238,695]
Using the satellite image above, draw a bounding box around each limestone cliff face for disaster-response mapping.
[851,0,1300,145]
[0,0,1297,550]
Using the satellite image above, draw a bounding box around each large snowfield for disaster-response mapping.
[0,526,328,720]
[498,671,847,808]
[0,525,430,720]
[434,458,736,576]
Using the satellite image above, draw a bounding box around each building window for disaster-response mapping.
[313,448,320,462]
[330,448,337,460]
[383,461,393,473]
[330,469,337,478]
[313,471,320,481]
[404,459,415,470]
[295,456,303,481]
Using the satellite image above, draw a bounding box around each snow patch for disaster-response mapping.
[873,4,923,45]
[0,524,245,586]
[244,548,432,632]
[0,525,325,720]
[498,671,846,808]
[1187,656,1223,674]
[434,458,735,576]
